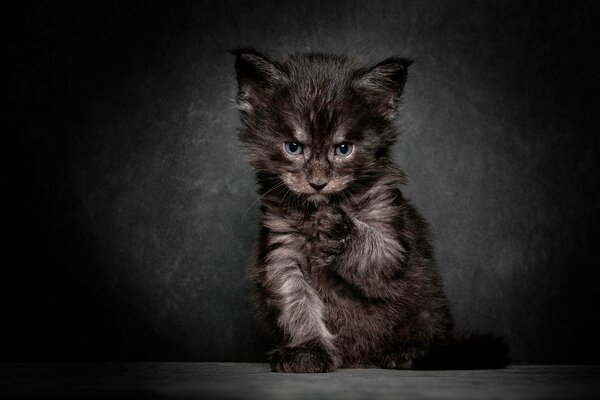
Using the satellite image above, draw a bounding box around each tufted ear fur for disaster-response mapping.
[355,56,413,117]
[230,48,286,111]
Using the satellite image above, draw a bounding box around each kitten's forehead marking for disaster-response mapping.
[333,126,348,143]
[292,122,347,144]
[292,122,308,143]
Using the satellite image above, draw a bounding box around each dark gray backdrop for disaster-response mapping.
[6,0,599,364]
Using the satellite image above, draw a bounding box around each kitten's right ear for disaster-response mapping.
[230,48,285,110]
[355,56,413,118]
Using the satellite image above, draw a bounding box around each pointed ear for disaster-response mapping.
[230,48,285,111]
[355,56,413,117]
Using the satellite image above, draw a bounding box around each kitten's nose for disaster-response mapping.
[309,182,327,191]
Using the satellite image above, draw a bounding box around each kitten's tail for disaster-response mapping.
[413,334,511,370]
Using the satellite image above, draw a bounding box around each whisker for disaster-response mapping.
[241,180,285,219]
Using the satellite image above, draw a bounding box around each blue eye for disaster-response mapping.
[335,143,354,157]
[284,142,303,156]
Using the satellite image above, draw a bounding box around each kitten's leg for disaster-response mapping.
[312,206,406,299]
[261,240,339,373]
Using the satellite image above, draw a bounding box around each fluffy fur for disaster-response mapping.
[232,49,508,372]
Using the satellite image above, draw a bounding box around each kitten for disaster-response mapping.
[232,49,508,372]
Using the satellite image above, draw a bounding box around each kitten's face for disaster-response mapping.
[233,51,410,201]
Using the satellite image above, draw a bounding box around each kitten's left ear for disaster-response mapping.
[230,48,286,111]
[355,56,413,117]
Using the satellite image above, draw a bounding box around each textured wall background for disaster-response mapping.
[6,0,599,363]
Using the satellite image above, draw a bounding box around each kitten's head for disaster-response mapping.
[232,49,411,202]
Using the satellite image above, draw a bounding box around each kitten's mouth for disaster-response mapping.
[307,192,329,203]
[281,172,348,203]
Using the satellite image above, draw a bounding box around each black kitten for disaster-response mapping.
[232,49,508,373]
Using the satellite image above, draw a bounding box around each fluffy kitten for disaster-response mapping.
[232,49,508,373]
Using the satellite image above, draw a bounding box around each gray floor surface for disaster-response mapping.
[1,363,599,399]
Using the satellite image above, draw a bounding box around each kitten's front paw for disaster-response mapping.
[380,348,419,370]
[310,207,353,259]
[269,346,337,373]
[313,206,353,240]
